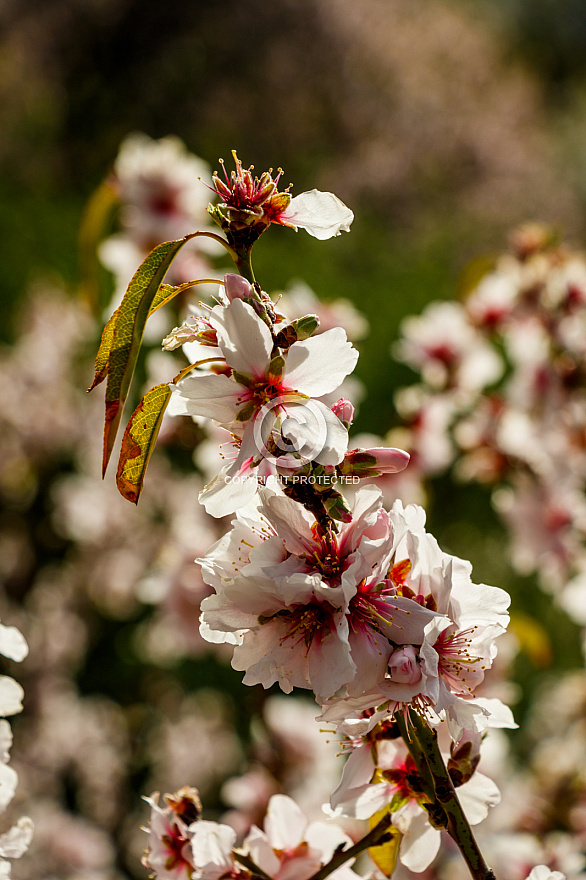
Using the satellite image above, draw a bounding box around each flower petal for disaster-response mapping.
[211,299,273,377]
[281,190,354,239]
[284,328,358,397]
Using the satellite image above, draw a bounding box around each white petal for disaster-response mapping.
[0,679,23,717]
[281,190,354,239]
[264,794,307,851]
[0,626,27,663]
[396,807,441,872]
[458,771,501,825]
[199,467,258,518]
[211,299,273,376]
[191,821,237,877]
[168,374,242,424]
[284,328,358,397]
[0,764,17,810]
[526,868,566,880]
[0,817,34,859]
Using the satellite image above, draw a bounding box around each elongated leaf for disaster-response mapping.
[101,234,195,475]
[368,806,401,877]
[88,308,119,391]
[88,281,190,392]
[116,383,172,503]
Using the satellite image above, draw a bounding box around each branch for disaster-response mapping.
[307,811,395,880]
[408,711,497,880]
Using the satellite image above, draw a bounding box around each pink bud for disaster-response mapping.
[331,398,355,426]
[387,646,421,685]
[224,273,253,302]
[367,447,410,474]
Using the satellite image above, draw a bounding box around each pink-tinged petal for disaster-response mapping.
[265,495,314,555]
[168,373,242,423]
[280,190,354,239]
[245,827,281,878]
[284,328,358,397]
[264,794,307,851]
[330,744,376,812]
[211,299,272,376]
[307,618,356,702]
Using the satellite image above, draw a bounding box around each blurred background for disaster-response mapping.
[2,0,586,877]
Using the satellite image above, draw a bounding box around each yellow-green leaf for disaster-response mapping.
[116,383,172,504]
[88,308,119,391]
[87,280,195,393]
[101,234,195,476]
[368,806,401,877]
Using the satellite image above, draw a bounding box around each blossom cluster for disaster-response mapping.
[117,152,526,879]
[392,226,586,635]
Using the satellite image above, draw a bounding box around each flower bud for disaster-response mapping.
[338,446,410,478]
[224,273,253,302]
[387,645,421,685]
[331,398,355,428]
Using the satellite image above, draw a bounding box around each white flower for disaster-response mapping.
[170,298,358,516]
[190,821,238,880]
[244,794,358,880]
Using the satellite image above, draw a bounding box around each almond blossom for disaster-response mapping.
[199,487,437,702]
[168,296,359,516]
[211,152,353,240]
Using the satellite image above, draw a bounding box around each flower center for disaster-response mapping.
[260,601,335,652]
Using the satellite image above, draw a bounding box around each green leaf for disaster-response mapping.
[116,383,172,504]
[368,806,401,877]
[100,234,196,475]
[88,277,207,394]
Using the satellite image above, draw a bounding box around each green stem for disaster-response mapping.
[234,246,256,284]
[306,812,395,880]
[408,711,497,880]
[193,230,239,262]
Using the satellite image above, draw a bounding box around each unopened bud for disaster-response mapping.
[275,314,320,349]
[338,446,410,478]
[331,398,355,428]
[387,645,421,685]
[224,273,253,302]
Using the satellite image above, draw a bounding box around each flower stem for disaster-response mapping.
[234,246,256,284]
[306,812,395,880]
[407,711,497,880]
